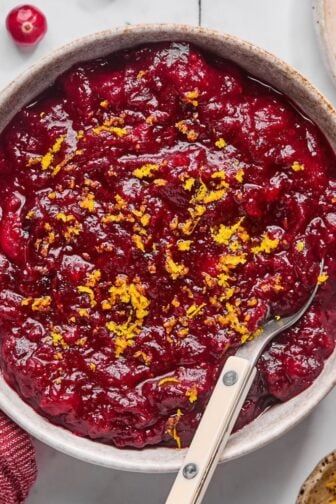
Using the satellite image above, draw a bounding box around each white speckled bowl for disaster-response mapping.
[0,24,336,473]
[313,0,336,86]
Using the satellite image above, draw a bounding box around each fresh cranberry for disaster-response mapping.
[6,4,47,48]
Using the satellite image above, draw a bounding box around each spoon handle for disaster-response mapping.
[165,356,256,504]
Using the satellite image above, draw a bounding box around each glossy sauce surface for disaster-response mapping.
[0,43,335,448]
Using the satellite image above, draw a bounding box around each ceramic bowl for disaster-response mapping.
[0,24,336,473]
[313,0,336,86]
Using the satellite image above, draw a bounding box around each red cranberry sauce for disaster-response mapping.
[0,43,335,449]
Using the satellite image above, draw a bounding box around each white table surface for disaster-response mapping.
[0,1,335,502]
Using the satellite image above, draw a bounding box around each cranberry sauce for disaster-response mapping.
[0,43,335,448]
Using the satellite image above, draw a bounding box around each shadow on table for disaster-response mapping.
[26,407,319,504]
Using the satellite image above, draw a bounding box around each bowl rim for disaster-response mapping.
[0,23,336,473]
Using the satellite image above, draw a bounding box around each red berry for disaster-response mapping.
[6,4,47,48]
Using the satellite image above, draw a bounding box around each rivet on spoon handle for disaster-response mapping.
[165,356,256,504]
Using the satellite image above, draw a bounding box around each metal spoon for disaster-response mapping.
[166,262,324,504]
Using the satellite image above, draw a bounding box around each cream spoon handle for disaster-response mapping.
[165,356,256,504]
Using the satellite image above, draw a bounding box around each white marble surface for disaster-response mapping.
[0,0,335,502]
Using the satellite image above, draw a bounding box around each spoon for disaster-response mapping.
[166,262,324,504]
